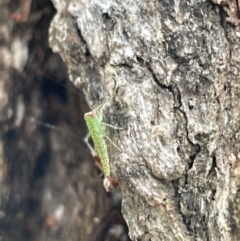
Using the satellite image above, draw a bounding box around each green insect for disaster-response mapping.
[84,101,121,179]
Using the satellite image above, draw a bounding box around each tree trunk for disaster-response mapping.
[48,0,240,240]
[1,0,240,240]
[0,1,128,241]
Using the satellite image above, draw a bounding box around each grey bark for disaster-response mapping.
[48,0,240,240]
[1,1,128,241]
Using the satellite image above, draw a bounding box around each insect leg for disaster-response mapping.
[91,99,110,121]
[104,133,122,152]
[83,133,104,175]
[83,133,98,157]
[102,122,124,130]
[103,176,119,192]
[92,98,110,112]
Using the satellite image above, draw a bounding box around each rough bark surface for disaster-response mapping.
[48,0,240,240]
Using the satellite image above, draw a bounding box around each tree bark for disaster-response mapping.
[48,0,240,240]
[1,1,129,241]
